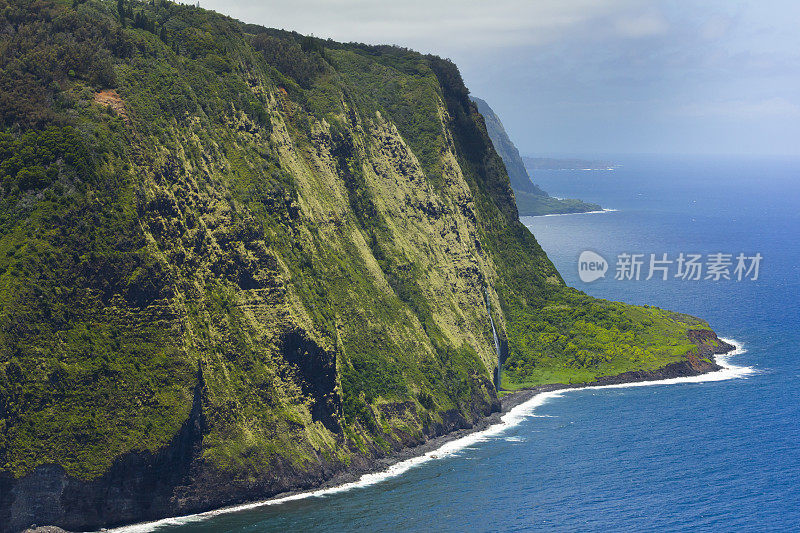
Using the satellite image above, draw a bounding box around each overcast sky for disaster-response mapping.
[201,0,800,156]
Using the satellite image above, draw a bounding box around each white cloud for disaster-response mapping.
[700,14,733,41]
[196,0,800,155]
[201,0,662,50]
[677,97,800,119]
[612,10,669,38]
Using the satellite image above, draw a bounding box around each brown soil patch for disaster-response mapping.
[93,89,128,121]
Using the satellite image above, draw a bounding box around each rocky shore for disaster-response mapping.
[99,333,735,532]
[8,333,734,533]
[313,331,734,489]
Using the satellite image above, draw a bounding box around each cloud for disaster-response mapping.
[198,0,800,155]
[200,0,663,51]
[612,10,669,38]
[700,14,734,41]
[677,97,800,119]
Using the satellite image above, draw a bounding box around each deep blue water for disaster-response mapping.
[145,155,800,532]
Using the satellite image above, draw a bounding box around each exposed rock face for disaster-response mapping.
[0,366,206,532]
[281,330,341,432]
[688,329,735,359]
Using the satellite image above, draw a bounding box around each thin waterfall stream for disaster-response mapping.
[485,290,502,389]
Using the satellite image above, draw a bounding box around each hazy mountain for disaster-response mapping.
[472,97,601,215]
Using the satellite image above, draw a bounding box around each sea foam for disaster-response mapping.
[529,208,618,218]
[109,338,753,533]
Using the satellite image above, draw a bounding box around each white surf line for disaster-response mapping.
[108,338,753,533]
[528,208,618,218]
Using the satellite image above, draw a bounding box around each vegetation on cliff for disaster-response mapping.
[503,302,715,388]
[0,0,724,525]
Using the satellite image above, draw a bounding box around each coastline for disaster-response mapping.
[525,208,617,218]
[107,337,753,533]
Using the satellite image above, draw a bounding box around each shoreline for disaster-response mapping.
[108,337,753,533]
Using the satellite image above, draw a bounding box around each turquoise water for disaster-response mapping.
[138,155,800,532]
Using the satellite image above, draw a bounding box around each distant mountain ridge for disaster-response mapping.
[470,98,547,196]
[523,157,618,171]
[472,97,601,216]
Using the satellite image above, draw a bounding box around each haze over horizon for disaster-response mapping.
[200,0,799,158]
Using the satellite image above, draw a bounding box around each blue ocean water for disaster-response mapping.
[141,155,800,532]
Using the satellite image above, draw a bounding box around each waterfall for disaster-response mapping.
[485,290,502,390]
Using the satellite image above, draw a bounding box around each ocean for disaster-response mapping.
[119,155,800,532]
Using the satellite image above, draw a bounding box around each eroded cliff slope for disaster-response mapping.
[0,1,728,530]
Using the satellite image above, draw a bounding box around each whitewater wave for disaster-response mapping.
[529,208,618,218]
[109,338,753,533]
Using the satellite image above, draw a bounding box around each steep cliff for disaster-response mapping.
[0,1,727,530]
[471,97,601,216]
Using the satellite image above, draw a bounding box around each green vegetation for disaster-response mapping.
[0,0,717,498]
[514,191,602,216]
[503,299,710,388]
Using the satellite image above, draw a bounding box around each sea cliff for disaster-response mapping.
[471,97,601,216]
[0,1,733,530]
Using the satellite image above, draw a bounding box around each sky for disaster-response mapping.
[201,0,800,157]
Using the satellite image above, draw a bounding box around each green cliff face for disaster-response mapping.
[0,0,723,527]
[471,97,601,216]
